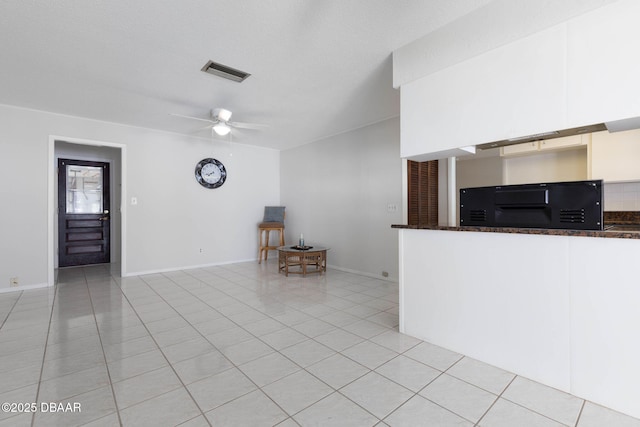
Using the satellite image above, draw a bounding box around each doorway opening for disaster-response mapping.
[48,137,126,284]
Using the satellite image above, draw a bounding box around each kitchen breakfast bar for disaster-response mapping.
[393,224,640,420]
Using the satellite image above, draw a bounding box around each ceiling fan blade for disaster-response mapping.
[169,113,216,124]
[229,120,268,130]
[191,124,214,134]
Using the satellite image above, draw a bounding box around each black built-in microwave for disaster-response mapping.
[459,180,603,230]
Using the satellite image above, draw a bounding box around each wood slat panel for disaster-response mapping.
[408,160,438,226]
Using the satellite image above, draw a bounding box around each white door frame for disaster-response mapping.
[48,136,127,285]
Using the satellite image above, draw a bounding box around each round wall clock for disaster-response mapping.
[195,158,227,189]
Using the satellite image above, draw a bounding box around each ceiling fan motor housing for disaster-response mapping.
[213,108,232,122]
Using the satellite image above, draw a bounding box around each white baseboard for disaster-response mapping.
[327,264,398,283]
[120,260,398,284]
[123,258,257,277]
[0,282,52,294]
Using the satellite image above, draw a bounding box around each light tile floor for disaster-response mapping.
[0,261,639,427]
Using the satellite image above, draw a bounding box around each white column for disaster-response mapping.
[447,157,456,226]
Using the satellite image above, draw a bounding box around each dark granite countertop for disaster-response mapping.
[392,211,640,240]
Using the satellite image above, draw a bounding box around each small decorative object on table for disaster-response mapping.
[293,233,311,250]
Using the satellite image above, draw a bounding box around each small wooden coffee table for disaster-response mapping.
[277,245,328,277]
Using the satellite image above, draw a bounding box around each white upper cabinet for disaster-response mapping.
[399,0,640,161]
[590,129,640,182]
[500,142,539,157]
[566,0,640,127]
[401,25,567,160]
[501,135,587,157]
[539,135,587,151]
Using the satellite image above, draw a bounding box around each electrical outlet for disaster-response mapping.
[199,248,204,253]
[10,277,19,287]
[386,204,398,213]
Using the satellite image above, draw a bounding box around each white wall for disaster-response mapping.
[0,104,280,291]
[455,155,504,224]
[124,131,278,275]
[456,155,504,189]
[604,182,640,211]
[503,149,588,185]
[280,118,402,280]
[590,129,640,183]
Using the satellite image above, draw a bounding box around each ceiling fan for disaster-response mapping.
[170,108,266,137]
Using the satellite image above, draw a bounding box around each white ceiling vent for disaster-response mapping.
[201,60,251,82]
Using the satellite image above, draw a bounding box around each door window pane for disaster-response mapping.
[66,165,103,213]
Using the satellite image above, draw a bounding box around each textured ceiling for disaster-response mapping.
[0,0,492,150]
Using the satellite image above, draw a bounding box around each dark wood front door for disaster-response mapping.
[58,159,111,267]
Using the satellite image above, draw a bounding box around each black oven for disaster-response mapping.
[459,180,603,230]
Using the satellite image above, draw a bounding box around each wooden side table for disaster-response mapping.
[277,246,328,277]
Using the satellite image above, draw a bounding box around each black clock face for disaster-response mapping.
[195,158,227,189]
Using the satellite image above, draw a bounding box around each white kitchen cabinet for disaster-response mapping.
[500,141,538,157]
[539,134,587,151]
[501,135,587,157]
[398,0,640,162]
[590,129,640,182]
[401,25,566,160]
[567,0,640,127]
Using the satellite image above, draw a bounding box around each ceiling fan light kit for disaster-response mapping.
[170,107,266,138]
[213,123,231,136]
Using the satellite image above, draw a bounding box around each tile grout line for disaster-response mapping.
[0,291,23,330]
[176,266,588,426]
[82,267,124,426]
[574,400,587,427]
[151,265,474,425]
[153,268,381,422]
[204,266,407,400]
[177,267,412,423]
[30,283,58,427]
[478,373,582,427]
[498,391,579,427]
[111,274,214,426]
[63,264,429,425]
[25,262,640,425]
[145,270,306,421]
[375,353,472,426]
[380,367,458,424]
[122,269,341,424]
[473,374,517,427]
[218,261,396,317]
